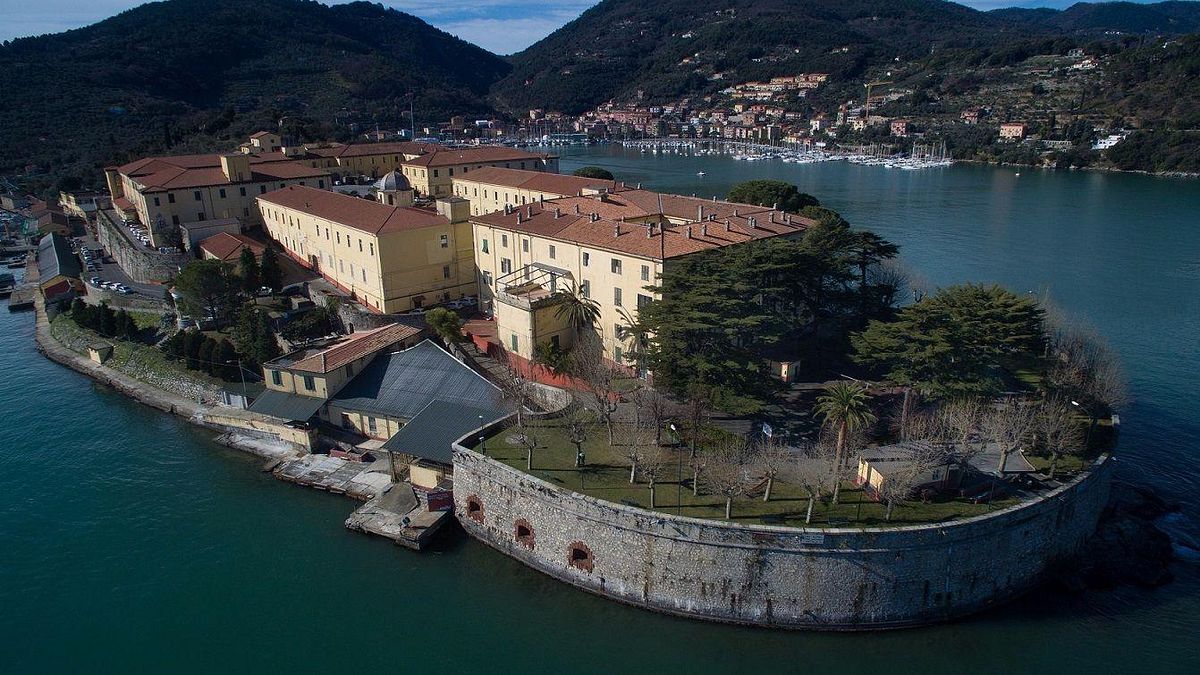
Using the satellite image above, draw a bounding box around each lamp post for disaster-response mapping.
[1071,400,1097,453]
[669,422,681,515]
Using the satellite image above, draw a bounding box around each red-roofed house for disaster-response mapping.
[198,232,266,263]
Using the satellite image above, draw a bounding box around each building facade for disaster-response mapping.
[452,167,625,216]
[470,188,811,366]
[257,185,476,313]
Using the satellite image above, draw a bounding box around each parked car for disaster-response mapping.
[89,276,101,286]
[257,286,274,297]
[116,285,134,295]
[177,315,197,330]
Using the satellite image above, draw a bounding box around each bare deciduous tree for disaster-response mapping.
[506,427,539,472]
[704,436,755,520]
[787,440,839,525]
[689,447,709,496]
[631,385,668,446]
[1038,397,1084,479]
[874,442,946,521]
[639,444,670,509]
[577,354,622,445]
[983,399,1037,474]
[755,437,793,502]
[614,418,654,484]
[565,407,594,468]
[495,361,535,429]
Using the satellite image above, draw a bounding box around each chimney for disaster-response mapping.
[504,204,512,215]
[785,213,792,225]
[733,208,739,217]
[697,205,704,221]
[749,217,757,229]
[685,226,692,239]
[772,202,778,210]
[517,213,523,224]
[539,194,544,202]
[646,224,653,239]
[724,219,731,232]
[636,182,642,189]
[526,205,533,218]
[574,204,581,215]
[554,207,561,218]
[613,222,620,237]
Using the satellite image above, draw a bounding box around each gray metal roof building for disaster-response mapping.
[37,233,80,282]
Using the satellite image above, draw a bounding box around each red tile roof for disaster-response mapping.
[474,190,813,261]
[198,232,266,262]
[403,146,554,168]
[455,166,623,197]
[281,323,424,373]
[258,185,448,236]
[117,153,330,192]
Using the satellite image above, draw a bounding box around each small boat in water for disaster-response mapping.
[696,171,706,176]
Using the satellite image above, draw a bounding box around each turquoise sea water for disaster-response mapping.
[2,149,1198,673]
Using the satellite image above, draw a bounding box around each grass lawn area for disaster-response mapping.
[479,416,1019,528]
[128,310,167,331]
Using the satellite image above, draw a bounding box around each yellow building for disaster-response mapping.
[452,166,625,216]
[399,146,558,198]
[471,189,813,366]
[250,323,424,426]
[257,182,476,314]
[105,152,332,247]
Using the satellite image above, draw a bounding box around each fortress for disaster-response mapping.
[452,429,1113,630]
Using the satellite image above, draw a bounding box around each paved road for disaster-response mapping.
[74,233,165,299]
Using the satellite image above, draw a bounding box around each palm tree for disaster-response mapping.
[815,381,877,505]
[615,306,651,373]
[554,288,600,341]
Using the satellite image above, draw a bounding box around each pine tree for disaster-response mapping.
[260,247,283,292]
[238,247,261,294]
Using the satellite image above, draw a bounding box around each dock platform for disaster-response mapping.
[345,484,453,550]
[8,286,35,312]
[273,453,393,501]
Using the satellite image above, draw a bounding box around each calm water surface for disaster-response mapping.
[2,148,1197,673]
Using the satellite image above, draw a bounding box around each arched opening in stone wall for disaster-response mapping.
[466,495,484,524]
[514,519,535,549]
[567,541,594,573]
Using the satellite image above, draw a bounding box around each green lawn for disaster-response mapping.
[479,417,1019,528]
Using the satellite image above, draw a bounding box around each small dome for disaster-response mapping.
[374,170,411,192]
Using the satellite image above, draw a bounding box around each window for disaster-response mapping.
[271,370,281,386]
[219,188,226,199]
[501,258,512,274]
[466,496,484,523]
[325,228,330,240]
[440,234,449,249]
[303,375,315,391]
[522,239,529,253]
[359,239,363,252]
[582,252,590,267]
[336,232,341,244]
[637,293,653,308]
[448,168,454,176]
[193,191,201,201]
[510,333,519,351]
[567,541,595,572]
[514,519,535,549]
[171,215,179,225]
[240,187,247,197]
[548,245,556,259]
[318,180,325,189]
[611,258,622,274]
[368,417,377,434]
[259,185,267,194]
[153,197,160,207]
[362,269,366,282]
[641,265,650,282]
[481,238,489,253]
[433,169,439,178]
[369,242,374,255]
[197,212,205,221]
[501,234,508,248]
[482,271,493,287]
[243,207,249,217]
[167,193,175,204]
[443,265,451,279]
[345,364,354,378]
[614,288,623,306]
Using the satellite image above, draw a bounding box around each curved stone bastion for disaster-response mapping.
[451,438,1114,630]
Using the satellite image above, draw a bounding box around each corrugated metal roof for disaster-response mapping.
[382,400,505,464]
[247,389,326,421]
[37,233,80,281]
[329,340,503,420]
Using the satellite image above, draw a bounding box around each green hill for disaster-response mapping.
[490,0,1200,115]
[0,0,511,193]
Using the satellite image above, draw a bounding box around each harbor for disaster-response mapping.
[617,138,954,170]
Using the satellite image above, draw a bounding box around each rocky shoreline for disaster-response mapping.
[1058,481,1177,591]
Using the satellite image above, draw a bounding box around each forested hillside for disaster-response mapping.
[0,0,510,194]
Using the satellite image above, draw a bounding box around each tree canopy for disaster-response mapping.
[174,259,238,321]
[727,180,820,212]
[572,166,614,180]
[851,283,1046,398]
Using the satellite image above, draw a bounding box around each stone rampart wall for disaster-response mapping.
[97,213,188,283]
[453,443,1113,630]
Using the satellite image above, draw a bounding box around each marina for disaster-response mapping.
[618,138,955,170]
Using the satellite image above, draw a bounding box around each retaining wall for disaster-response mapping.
[452,444,1113,630]
[96,211,188,283]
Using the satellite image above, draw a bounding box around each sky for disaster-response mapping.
[0,0,1180,55]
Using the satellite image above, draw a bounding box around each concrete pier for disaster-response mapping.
[345,483,453,550]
